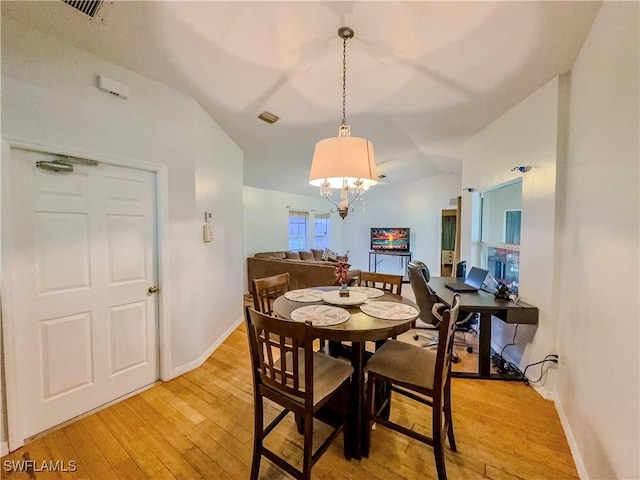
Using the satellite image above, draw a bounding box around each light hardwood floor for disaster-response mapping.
[2,313,577,480]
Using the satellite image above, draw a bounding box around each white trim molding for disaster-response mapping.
[167,315,244,380]
[555,398,588,479]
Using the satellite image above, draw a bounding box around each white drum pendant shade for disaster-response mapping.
[309,136,378,188]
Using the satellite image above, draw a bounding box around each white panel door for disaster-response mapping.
[9,149,158,440]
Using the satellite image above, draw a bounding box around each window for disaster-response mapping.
[504,210,522,244]
[288,210,308,250]
[313,213,330,250]
[480,181,522,293]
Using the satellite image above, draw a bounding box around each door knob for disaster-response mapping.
[148,286,159,294]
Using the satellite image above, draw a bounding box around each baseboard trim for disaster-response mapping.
[555,397,588,479]
[167,315,244,380]
[532,384,555,401]
[1,442,8,457]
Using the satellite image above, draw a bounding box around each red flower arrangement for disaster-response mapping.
[334,254,350,285]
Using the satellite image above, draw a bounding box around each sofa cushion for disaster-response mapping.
[311,249,324,261]
[254,251,287,259]
[285,251,301,260]
[299,250,314,261]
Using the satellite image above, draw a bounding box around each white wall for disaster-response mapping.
[192,106,244,358]
[556,2,639,479]
[461,4,640,477]
[244,174,461,288]
[1,15,244,443]
[462,77,561,387]
[243,186,344,290]
[343,173,462,276]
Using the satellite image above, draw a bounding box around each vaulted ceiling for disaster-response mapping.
[2,1,600,196]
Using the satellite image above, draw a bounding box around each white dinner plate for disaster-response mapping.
[360,301,419,321]
[290,305,350,326]
[284,289,324,302]
[321,290,368,306]
[348,286,385,298]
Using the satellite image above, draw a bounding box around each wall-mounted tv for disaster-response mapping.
[370,228,410,251]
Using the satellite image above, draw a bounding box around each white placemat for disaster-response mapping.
[284,289,324,302]
[348,286,385,298]
[360,301,419,321]
[290,305,350,326]
[321,290,368,306]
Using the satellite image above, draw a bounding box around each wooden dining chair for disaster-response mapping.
[358,271,403,296]
[364,294,461,480]
[244,306,353,480]
[251,272,290,315]
[358,271,404,350]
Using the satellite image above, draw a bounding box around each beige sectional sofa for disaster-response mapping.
[247,249,360,292]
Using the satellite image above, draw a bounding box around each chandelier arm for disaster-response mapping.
[344,190,362,208]
[321,193,342,210]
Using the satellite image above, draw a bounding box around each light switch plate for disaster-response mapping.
[203,224,214,242]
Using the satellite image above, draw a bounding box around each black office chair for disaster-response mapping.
[407,261,475,359]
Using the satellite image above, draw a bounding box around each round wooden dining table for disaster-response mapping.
[272,286,419,460]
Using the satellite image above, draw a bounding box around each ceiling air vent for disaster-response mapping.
[62,0,104,19]
[258,111,279,124]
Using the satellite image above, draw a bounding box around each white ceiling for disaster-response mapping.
[2,1,600,196]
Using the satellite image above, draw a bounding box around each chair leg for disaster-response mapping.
[295,414,304,434]
[432,398,448,480]
[363,375,376,457]
[434,441,447,480]
[302,412,314,480]
[444,378,457,452]
[375,379,391,420]
[250,395,263,480]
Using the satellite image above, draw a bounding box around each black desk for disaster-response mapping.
[368,250,412,279]
[428,277,538,380]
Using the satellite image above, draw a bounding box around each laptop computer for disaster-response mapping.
[445,267,489,292]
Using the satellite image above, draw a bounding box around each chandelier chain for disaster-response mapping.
[342,34,347,126]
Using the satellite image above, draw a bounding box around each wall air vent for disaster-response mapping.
[258,111,280,124]
[62,0,104,19]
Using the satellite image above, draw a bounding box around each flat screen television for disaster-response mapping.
[370,227,410,251]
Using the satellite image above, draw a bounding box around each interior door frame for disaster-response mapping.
[1,136,172,450]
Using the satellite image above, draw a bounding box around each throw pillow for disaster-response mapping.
[321,248,339,261]
[299,250,314,261]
